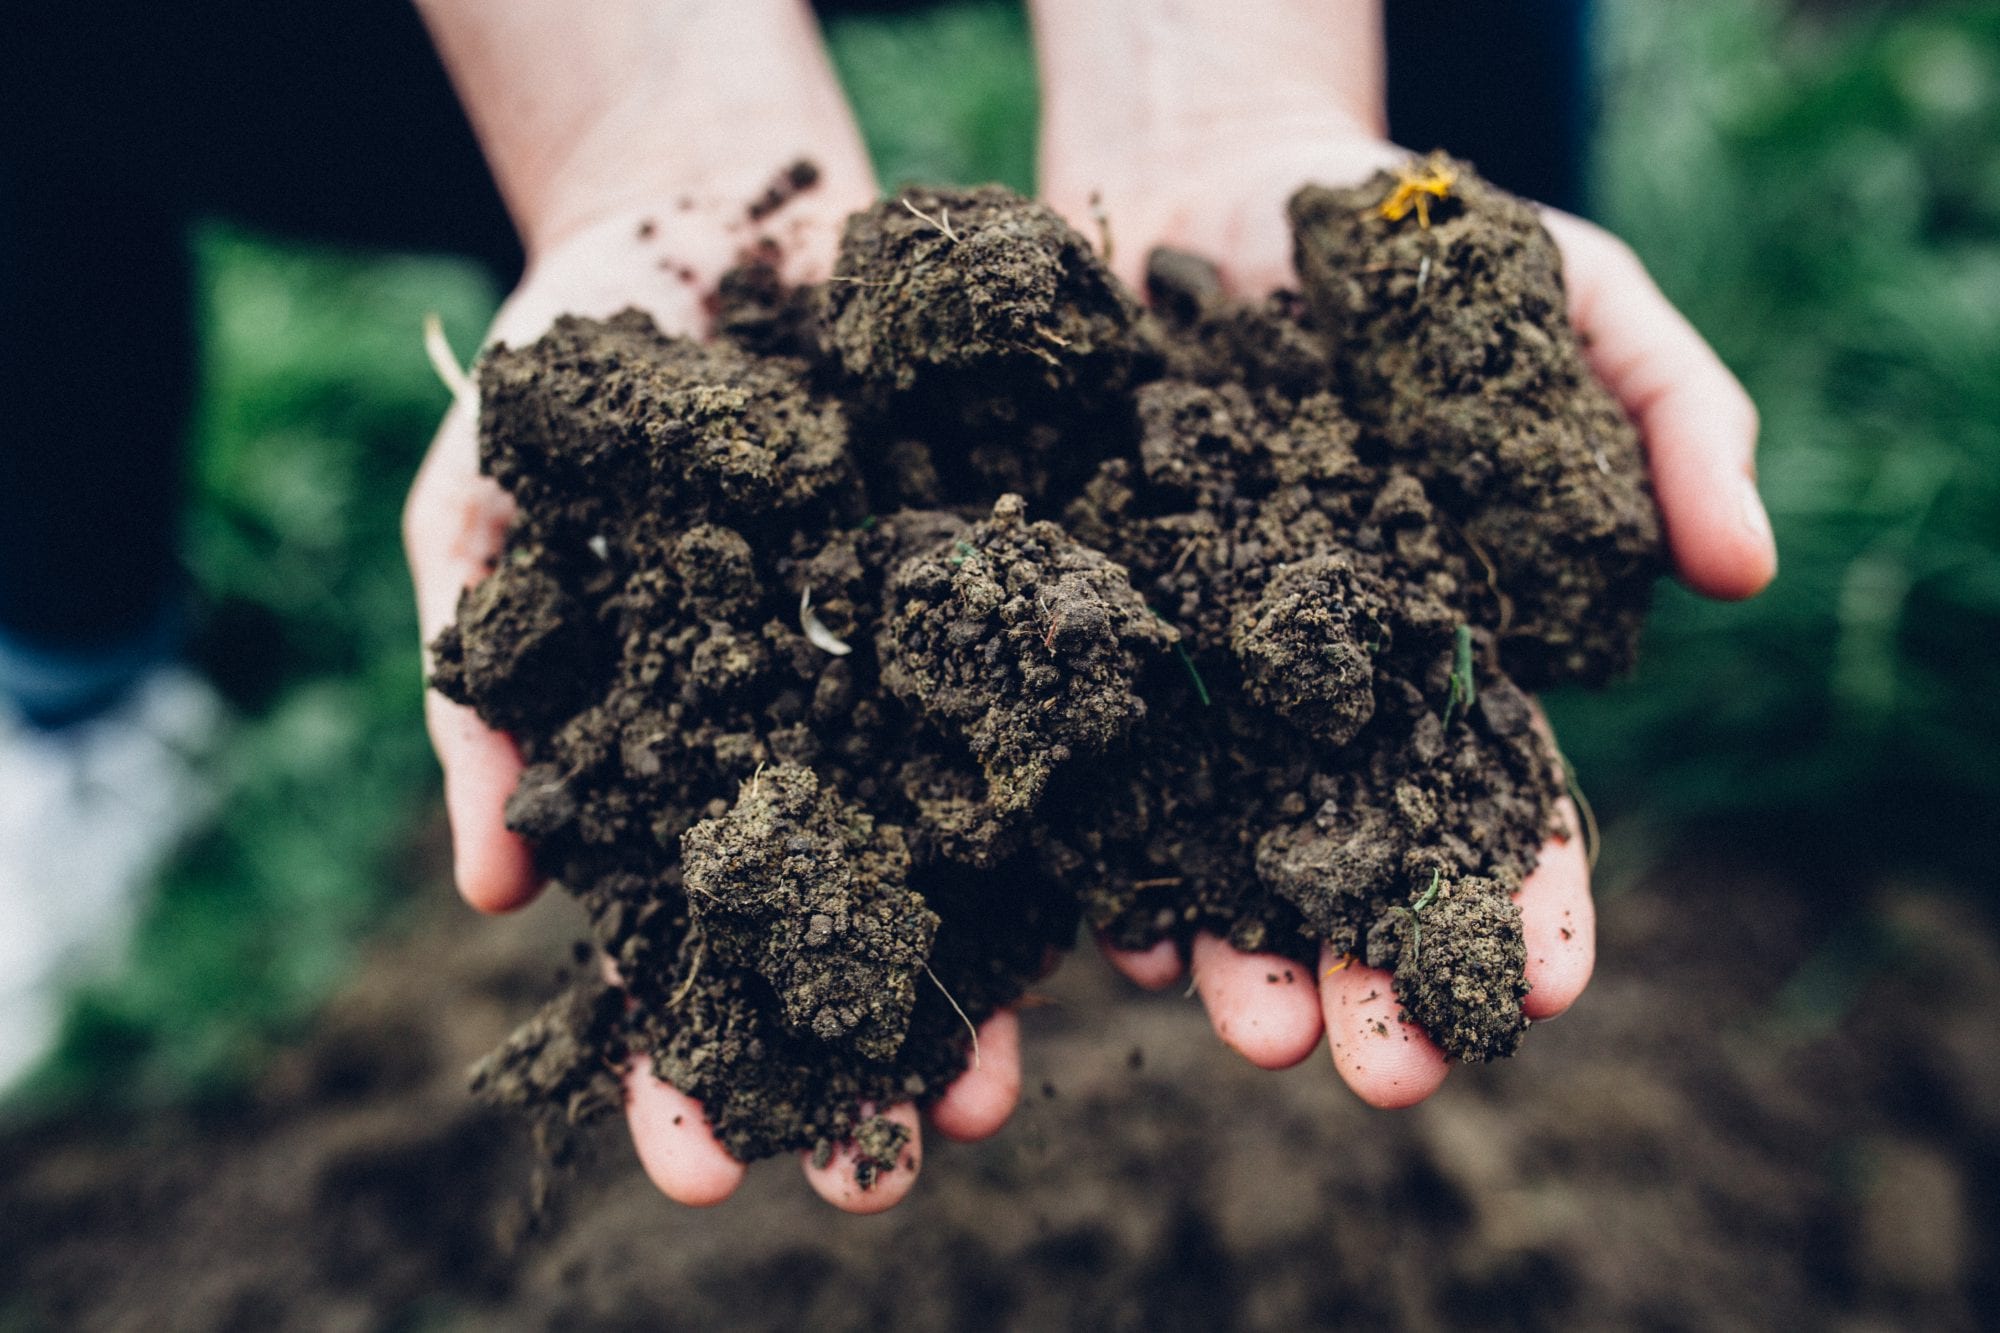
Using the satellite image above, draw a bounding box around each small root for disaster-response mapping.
[900,197,962,243]
[1167,535,1204,578]
[1440,514,1515,634]
[1558,751,1602,870]
[667,932,707,1010]
[924,965,981,1069]
[423,312,476,407]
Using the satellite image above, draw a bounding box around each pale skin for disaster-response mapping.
[405,0,1777,1213]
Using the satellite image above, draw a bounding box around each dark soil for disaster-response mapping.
[428,160,1663,1171]
[6,851,1997,1331]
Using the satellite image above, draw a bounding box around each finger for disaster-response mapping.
[1321,948,1450,1108]
[406,405,542,913]
[1542,210,1775,602]
[425,692,539,912]
[928,1010,1023,1142]
[403,407,512,642]
[624,1058,747,1208]
[1098,935,1184,991]
[801,1102,923,1214]
[1519,800,1596,1021]
[1190,932,1324,1069]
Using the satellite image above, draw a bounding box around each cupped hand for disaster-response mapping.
[402,116,1025,1213]
[1041,102,1773,1109]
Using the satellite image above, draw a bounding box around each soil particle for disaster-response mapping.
[818,186,1146,432]
[428,560,600,737]
[469,973,624,1129]
[680,764,934,1062]
[1143,247,1224,326]
[851,1114,910,1191]
[436,164,1662,1170]
[1372,873,1530,1061]
[475,309,854,527]
[746,157,822,224]
[877,493,1173,862]
[1230,553,1389,748]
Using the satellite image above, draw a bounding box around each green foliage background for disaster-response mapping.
[1548,0,2000,875]
[19,0,1998,1106]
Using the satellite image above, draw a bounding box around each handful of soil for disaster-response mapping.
[435,157,1663,1180]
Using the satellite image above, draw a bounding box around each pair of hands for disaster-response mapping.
[405,0,1775,1214]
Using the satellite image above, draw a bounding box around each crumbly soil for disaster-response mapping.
[8,850,1998,1331]
[428,160,1663,1172]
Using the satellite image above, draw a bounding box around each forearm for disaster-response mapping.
[415,0,873,257]
[1029,0,1386,167]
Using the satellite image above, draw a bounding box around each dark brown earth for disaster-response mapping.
[5,847,1997,1331]
[428,161,1664,1171]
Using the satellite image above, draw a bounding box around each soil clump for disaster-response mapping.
[430,157,1663,1173]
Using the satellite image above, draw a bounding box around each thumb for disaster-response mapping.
[1543,210,1777,602]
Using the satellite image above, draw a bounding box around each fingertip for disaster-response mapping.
[929,1010,1023,1143]
[1520,818,1597,1021]
[1321,951,1450,1109]
[454,827,541,915]
[1647,387,1776,601]
[1191,933,1325,1070]
[1100,935,1184,991]
[802,1102,922,1214]
[625,1061,746,1208]
[1672,475,1778,602]
[428,693,541,913]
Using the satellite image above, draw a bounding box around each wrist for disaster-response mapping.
[1031,0,1386,177]
[489,176,873,349]
[516,98,876,263]
[418,0,875,259]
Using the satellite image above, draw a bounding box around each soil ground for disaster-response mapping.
[4,834,1996,1331]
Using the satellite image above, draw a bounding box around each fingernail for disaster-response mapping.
[1739,481,1776,565]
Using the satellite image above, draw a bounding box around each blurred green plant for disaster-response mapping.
[1548,0,2000,875]
[28,233,499,1105]
[824,0,1038,194]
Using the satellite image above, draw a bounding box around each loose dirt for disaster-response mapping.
[6,850,1996,1330]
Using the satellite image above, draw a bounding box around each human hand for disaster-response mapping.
[1031,0,1776,1104]
[404,0,1023,1212]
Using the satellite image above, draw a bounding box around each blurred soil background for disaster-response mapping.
[5,0,1999,1328]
